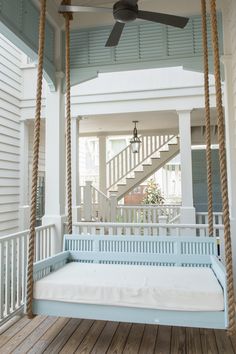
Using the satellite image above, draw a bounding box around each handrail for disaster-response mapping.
[106,134,178,191]
[0,223,55,241]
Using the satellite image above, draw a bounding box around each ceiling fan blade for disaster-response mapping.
[59,5,112,14]
[124,0,139,5]
[105,22,125,47]
[137,11,189,28]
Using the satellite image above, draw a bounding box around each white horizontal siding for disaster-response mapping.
[0,34,22,236]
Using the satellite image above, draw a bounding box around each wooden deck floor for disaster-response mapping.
[0,315,235,354]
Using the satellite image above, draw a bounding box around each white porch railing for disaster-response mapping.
[0,224,55,324]
[196,212,223,225]
[73,221,223,237]
[106,133,178,191]
[116,205,181,223]
[79,182,112,222]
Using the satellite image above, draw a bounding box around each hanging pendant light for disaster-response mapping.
[130,121,141,153]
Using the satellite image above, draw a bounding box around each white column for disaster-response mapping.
[99,135,107,194]
[177,110,195,224]
[84,181,93,221]
[109,191,118,222]
[71,117,80,222]
[19,120,30,230]
[42,72,66,254]
[221,55,236,290]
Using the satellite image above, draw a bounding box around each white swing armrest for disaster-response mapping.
[33,251,70,281]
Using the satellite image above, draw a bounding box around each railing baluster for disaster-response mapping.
[5,241,10,316]
[0,242,4,319]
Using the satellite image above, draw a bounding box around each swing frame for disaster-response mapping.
[31,234,228,329]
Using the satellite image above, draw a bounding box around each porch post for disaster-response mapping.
[19,120,30,230]
[221,55,236,291]
[99,135,107,194]
[42,72,66,254]
[177,110,196,224]
[71,116,80,222]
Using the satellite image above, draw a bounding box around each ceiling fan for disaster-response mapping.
[59,0,189,47]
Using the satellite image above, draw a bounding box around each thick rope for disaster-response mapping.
[26,0,47,318]
[201,0,214,237]
[209,0,236,335]
[65,13,73,234]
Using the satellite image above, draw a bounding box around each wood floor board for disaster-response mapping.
[123,323,145,354]
[185,327,202,354]
[11,316,58,354]
[155,326,172,354]
[43,318,81,354]
[1,316,236,354]
[27,317,70,354]
[0,316,47,353]
[74,320,106,354]
[59,319,94,354]
[214,329,235,354]
[171,327,186,354]
[106,322,132,354]
[200,329,219,354]
[139,324,158,354]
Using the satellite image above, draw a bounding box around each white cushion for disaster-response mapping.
[34,262,224,311]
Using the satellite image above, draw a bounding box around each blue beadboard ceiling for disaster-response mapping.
[67,13,223,86]
[0,0,222,90]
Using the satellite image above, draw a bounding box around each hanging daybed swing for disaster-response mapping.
[25,0,236,335]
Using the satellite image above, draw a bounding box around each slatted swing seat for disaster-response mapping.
[25,0,236,336]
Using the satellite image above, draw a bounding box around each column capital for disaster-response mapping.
[221,55,232,65]
[176,109,193,116]
[55,71,65,80]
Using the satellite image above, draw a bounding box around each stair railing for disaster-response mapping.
[106,134,178,191]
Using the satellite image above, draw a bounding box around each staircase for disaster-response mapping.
[106,133,180,200]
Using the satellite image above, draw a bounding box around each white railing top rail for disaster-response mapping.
[0,223,55,242]
[73,221,224,230]
[117,204,181,209]
[196,212,223,215]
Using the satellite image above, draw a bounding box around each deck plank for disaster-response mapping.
[44,318,81,354]
[0,315,47,353]
[200,329,219,354]
[229,331,236,354]
[155,326,171,354]
[91,321,119,354]
[214,329,235,354]
[11,316,58,354]
[59,319,94,353]
[107,322,132,354]
[0,316,31,348]
[74,320,106,354]
[28,317,70,354]
[123,323,145,354]
[185,327,202,354]
[139,324,158,354]
[170,326,186,354]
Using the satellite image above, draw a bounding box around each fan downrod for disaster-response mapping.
[113,1,138,23]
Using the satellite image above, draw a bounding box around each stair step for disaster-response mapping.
[142,163,152,166]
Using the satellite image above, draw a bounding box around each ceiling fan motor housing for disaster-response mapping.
[113,1,138,23]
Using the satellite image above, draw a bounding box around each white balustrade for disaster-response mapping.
[106,134,178,191]
[116,205,181,223]
[196,212,223,226]
[73,221,223,238]
[0,223,55,324]
[79,183,112,222]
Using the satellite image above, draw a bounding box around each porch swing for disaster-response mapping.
[25,0,236,335]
